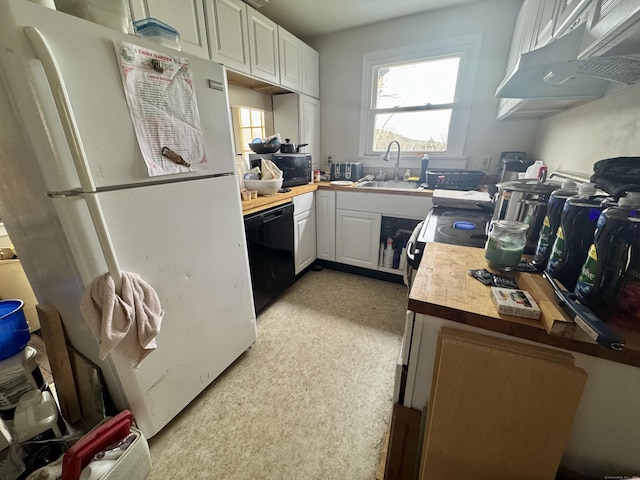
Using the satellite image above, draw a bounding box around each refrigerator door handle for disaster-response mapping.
[24,26,123,291]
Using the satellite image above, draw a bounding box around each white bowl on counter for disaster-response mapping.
[243,178,283,196]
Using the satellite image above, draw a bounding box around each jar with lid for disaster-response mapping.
[484,220,528,270]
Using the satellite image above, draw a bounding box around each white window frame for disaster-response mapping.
[359,34,482,162]
[232,106,267,158]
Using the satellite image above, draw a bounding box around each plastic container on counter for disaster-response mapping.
[575,191,640,326]
[531,179,579,271]
[545,183,608,292]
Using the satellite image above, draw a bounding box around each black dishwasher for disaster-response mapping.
[244,203,295,314]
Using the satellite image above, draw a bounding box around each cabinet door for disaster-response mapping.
[336,210,381,270]
[554,0,591,38]
[299,95,320,170]
[580,0,640,57]
[278,27,303,92]
[247,8,279,84]
[316,190,336,261]
[302,43,320,98]
[532,0,558,49]
[206,0,250,74]
[132,0,209,58]
[294,209,316,275]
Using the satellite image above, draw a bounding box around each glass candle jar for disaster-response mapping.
[484,220,528,270]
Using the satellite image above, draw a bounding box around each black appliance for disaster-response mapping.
[249,153,312,188]
[498,151,532,183]
[405,205,492,288]
[330,162,363,181]
[424,170,486,190]
[244,203,295,314]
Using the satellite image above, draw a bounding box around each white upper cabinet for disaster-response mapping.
[247,8,280,84]
[273,93,320,169]
[533,0,558,49]
[205,0,251,74]
[554,0,592,38]
[278,27,303,92]
[579,0,640,57]
[301,43,320,99]
[129,0,209,58]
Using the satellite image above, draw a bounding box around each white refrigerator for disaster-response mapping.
[0,0,257,437]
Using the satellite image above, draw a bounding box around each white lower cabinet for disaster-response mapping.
[334,191,431,274]
[336,210,381,270]
[315,190,336,261]
[293,193,316,275]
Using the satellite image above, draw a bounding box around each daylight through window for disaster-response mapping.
[236,107,266,157]
[360,36,481,158]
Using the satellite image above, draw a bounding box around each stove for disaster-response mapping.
[405,205,493,289]
[418,206,492,248]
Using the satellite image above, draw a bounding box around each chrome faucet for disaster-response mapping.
[382,140,401,182]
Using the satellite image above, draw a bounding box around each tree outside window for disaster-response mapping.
[360,35,481,158]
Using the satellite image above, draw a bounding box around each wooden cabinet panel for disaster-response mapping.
[419,329,587,480]
[384,404,423,480]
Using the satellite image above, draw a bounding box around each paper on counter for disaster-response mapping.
[432,189,492,208]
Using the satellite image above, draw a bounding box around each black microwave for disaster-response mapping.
[249,153,312,188]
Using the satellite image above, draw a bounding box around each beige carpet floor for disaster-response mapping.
[146,268,406,480]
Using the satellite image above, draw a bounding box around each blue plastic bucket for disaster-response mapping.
[0,299,30,361]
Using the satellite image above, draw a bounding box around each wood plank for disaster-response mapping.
[419,330,587,480]
[408,243,640,368]
[409,243,570,331]
[383,404,422,480]
[68,347,105,430]
[36,303,82,424]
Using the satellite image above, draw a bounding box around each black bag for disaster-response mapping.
[590,157,640,199]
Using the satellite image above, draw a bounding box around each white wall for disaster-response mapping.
[309,0,538,172]
[533,82,640,176]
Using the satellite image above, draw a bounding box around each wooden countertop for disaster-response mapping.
[241,181,433,215]
[241,183,318,215]
[408,243,640,367]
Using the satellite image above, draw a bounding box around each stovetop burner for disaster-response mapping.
[418,206,492,248]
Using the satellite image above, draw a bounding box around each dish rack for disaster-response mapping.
[425,170,486,190]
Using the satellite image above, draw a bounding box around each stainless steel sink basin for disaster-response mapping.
[358,180,423,191]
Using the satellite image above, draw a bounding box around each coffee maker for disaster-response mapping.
[497,152,532,183]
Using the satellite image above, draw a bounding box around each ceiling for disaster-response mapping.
[253,0,483,39]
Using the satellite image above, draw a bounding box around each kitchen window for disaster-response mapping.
[359,35,481,159]
[233,106,266,157]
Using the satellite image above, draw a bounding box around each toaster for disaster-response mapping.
[330,162,363,181]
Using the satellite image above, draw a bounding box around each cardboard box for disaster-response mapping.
[491,287,541,319]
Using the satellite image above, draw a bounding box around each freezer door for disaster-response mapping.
[53,175,256,437]
[0,0,235,192]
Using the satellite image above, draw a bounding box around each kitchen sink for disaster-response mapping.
[358,180,424,191]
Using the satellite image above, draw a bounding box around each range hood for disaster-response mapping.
[496,24,640,101]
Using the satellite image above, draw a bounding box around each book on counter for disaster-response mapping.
[491,287,541,320]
